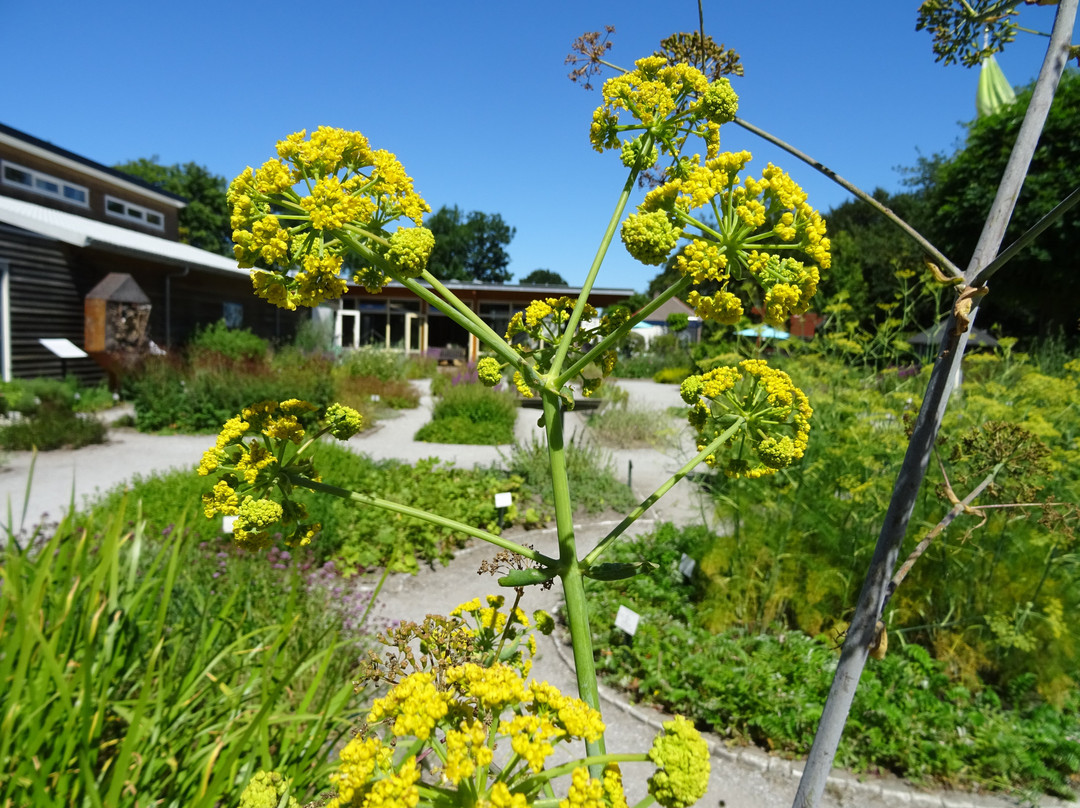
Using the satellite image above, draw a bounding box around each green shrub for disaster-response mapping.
[126,354,335,433]
[587,405,673,448]
[651,366,692,384]
[584,522,1080,797]
[0,507,366,807]
[416,383,517,445]
[339,346,409,382]
[188,319,269,362]
[0,409,107,451]
[290,444,526,570]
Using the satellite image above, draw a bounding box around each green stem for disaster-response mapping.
[515,752,648,793]
[732,116,964,281]
[581,420,745,569]
[398,275,525,372]
[287,474,557,566]
[555,275,694,387]
[419,270,519,355]
[549,140,650,378]
[542,390,606,765]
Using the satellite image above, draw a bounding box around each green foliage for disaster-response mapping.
[189,320,269,362]
[503,434,635,515]
[301,444,525,570]
[652,366,692,384]
[520,268,569,285]
[425,205,515,284]
[587,404,673,449]
[114,157,232,255]
[585,522,1080,796]
[0,377,110,450]
[416,382,518,445]
[0,507,365,807]
[338,346,409,382]
[918,69,1080,338]
[125,352,334,433]
[0,408,106,451]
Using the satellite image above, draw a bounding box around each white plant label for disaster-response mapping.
[222,515,237,534]
[679,553,696,579]
[614,605,640,636]
[494,492,513,509]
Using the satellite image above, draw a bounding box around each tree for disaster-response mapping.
[425,205,515,284]
[520,269,568,285]
[820,188,936,327]
[918,68,1080,337]
[114,158,232,256]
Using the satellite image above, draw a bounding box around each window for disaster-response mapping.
[1,160,88,207]
[104,195,165,231]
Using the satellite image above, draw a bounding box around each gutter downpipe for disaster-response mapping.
[165,264,191,348]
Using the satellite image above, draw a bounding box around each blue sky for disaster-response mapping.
[2,1,1066,293]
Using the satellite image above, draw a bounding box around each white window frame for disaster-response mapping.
[1,160,89,207]
[104,194,165,231]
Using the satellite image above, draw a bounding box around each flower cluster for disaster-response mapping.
[228,126,433,310]
[624,151,828,328]
[198,400,364,548]
[327,646,612,808]
[504,297,625,399]
[680,360,812,478]
[238,770,300,808]
[325,604,709,808]
[590,56,738,164]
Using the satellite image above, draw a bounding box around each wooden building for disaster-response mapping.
[0,122,299,382]
[330,281,635,365]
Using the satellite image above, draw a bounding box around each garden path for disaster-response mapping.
[0,380,1056,808]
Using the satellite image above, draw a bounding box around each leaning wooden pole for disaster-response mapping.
[792,2,1078,805]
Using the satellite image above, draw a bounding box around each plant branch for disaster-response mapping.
[288,475,557,566]
[581,419,744,569]
[555,274,694,387]
[792,2,1078,804]
[972,184,1080,286]
[549,141,649,379]
[732,116,965,281]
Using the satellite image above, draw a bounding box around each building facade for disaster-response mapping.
[0,123,300,382]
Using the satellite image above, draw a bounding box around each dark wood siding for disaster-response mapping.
[0,224,304,382]
[0,224,101,382]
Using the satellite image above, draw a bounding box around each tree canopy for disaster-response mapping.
[114,158,231,256]
[425,205,515,284]
[918,68,1080,337]
[520,269,568,286]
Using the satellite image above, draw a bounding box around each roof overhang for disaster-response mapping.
[0,194,246,277]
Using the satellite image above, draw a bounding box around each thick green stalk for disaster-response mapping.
[542,390,606,763]
[581,420,744,569]
[289,475,557,566]
[555,274,694,387]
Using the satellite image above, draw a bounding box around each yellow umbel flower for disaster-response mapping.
[681,360,813,479]
[647,716,710,808]
[626,152,828,329]
[229,126,430,310]
[590,57,734,162]
[198,399,365,549]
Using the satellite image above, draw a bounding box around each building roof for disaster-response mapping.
[639,295,698,323]
[0,194,246,277]
[0,122,188,208]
